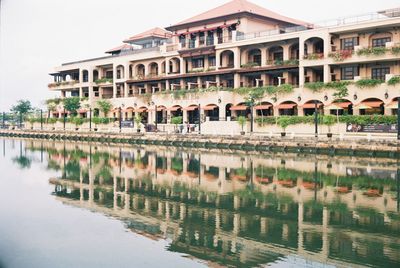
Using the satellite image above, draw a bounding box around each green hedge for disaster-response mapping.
[255,115,397,126]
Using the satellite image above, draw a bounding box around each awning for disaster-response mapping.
[386,101,398,109]
[183,106,199,111]
[136,107,148,113]
[168,106,182,112]
[78,109,87,113]
[203,104,218,111]
[255,104,272,110]
[230,105,247,111]
[278,103,297,109]
[148,106,166,112]
[326,104,344,110]
[123,107,134,112]
[302,103,323,109]
[355,104,372,110]
[333,101,352,108]
[358,101,383,108]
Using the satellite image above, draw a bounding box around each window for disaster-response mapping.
[340,37,359,50]
[208,56,216,67]
[371,67,390,80]
[341,66,359,80]
[192,58,204,69]
[372,37,391,47]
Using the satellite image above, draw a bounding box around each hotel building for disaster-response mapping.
[48,0,400,132]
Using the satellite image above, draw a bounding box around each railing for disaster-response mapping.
[235,10,400,43]
[312,9,400,28]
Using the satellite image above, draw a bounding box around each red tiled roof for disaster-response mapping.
[168,0,308,29]
[105,44,132,54]
[124,27,172,43]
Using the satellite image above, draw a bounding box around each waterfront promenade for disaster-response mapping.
[1,129,399,158]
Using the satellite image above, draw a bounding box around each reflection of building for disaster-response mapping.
[23,139,400,267]
[48,0,400,126]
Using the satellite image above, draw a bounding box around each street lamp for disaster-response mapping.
[397,97,400,140]
[89,108,92,132]
[40,109,43,130]
[63,109,66,131]
[314,100,318,138]
[198,103,201,134]
[119,107,122,133]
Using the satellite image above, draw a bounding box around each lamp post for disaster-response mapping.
[198,103,201,134]
[63,109,66,131]
[119,107,122,133]
[89,108,92,132]
[40,109,43,130]
[250,104,254,133]
[314,100,318,138]
[397,97,400,140]
[2,112,5,129]
[154,104,158,131]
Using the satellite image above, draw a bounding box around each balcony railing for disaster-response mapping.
[303,53,324,60]
[48,80,79,88]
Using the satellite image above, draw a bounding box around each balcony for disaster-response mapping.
[95,78,113,85]
[48,80,79,89]
[303,53,324,60]
[266,59,299,66]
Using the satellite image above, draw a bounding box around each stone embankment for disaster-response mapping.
[0,130,399,158]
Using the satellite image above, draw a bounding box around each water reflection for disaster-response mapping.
[16,140,400,267]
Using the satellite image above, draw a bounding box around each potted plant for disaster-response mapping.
[171,116,183,133]
[323,115,336,138]
[134,115,142,133]
[277,116,290,137]
[237,116,247,135]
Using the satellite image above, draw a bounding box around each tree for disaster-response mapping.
[63,97,81,116]
[237,116,247,135]
[97,100,112,117]
[11,100,33,116]
[134,114,142,132]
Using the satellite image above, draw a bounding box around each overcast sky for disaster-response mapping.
[0,0,399,111]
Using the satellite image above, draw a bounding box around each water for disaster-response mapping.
[0,138,399,268]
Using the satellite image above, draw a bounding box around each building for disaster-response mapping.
[48,0,400,133]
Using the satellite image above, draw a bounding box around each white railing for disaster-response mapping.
[235,9,400,42]
[313,9,400,28]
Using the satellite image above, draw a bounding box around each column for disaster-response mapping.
[261,49,268,67]
[234,73,241,88]
[180,58,186,74]
[323,64,330,83]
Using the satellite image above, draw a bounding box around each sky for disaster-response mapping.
[0,0,399,111]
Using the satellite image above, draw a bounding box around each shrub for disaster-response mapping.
[70,117,85,126]
[237,116,247,132]
[355,78,383,88]
[92,117,111,125]
[304,82,325,92]
[391,46,400,55]
[357,47,387,56]
[387,76,400,86]
[328,50,353,61]
[171,116,183,126]
[241,62,260,68]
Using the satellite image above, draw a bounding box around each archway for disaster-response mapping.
[278,101,298,116]
[302,100,324,116]
[220,50,234,69]
[304,37,324,58]
[135,64,145,79]
[357,98,384,115]
[116,65,125,79]
[203,104,219,121]
[255,102,273,116]
[247,48,262,66]
[148,62,159,77]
